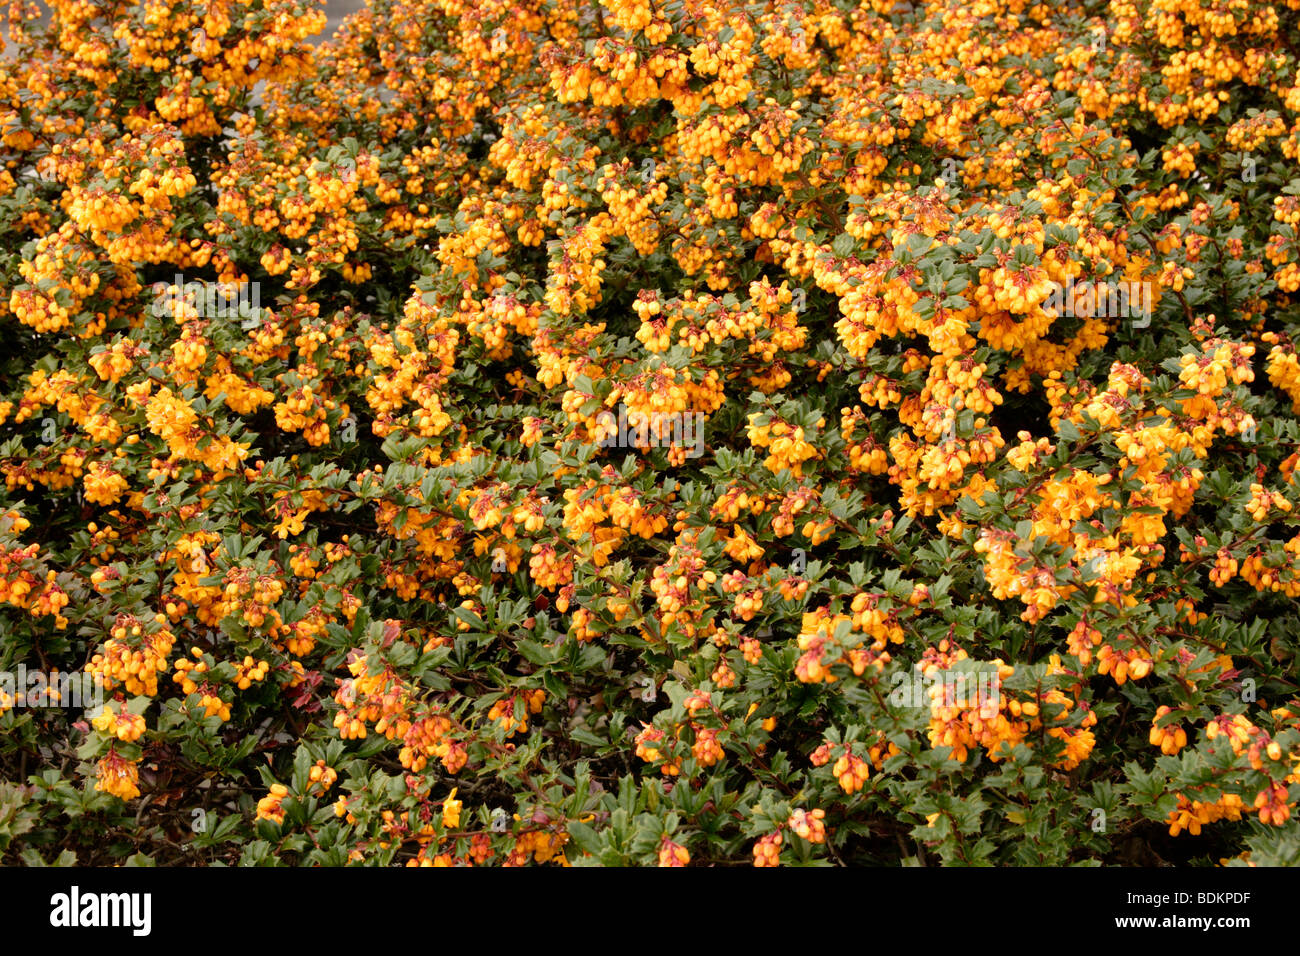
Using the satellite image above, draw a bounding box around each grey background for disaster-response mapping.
[318,0,367,43]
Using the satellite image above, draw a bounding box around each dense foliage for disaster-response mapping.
[2,0,1300,866]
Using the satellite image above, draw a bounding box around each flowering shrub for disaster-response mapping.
[2,0,1300,867]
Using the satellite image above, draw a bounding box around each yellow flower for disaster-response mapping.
[442,788,462,830]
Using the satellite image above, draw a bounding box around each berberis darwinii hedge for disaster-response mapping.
[1,0,1300,866]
